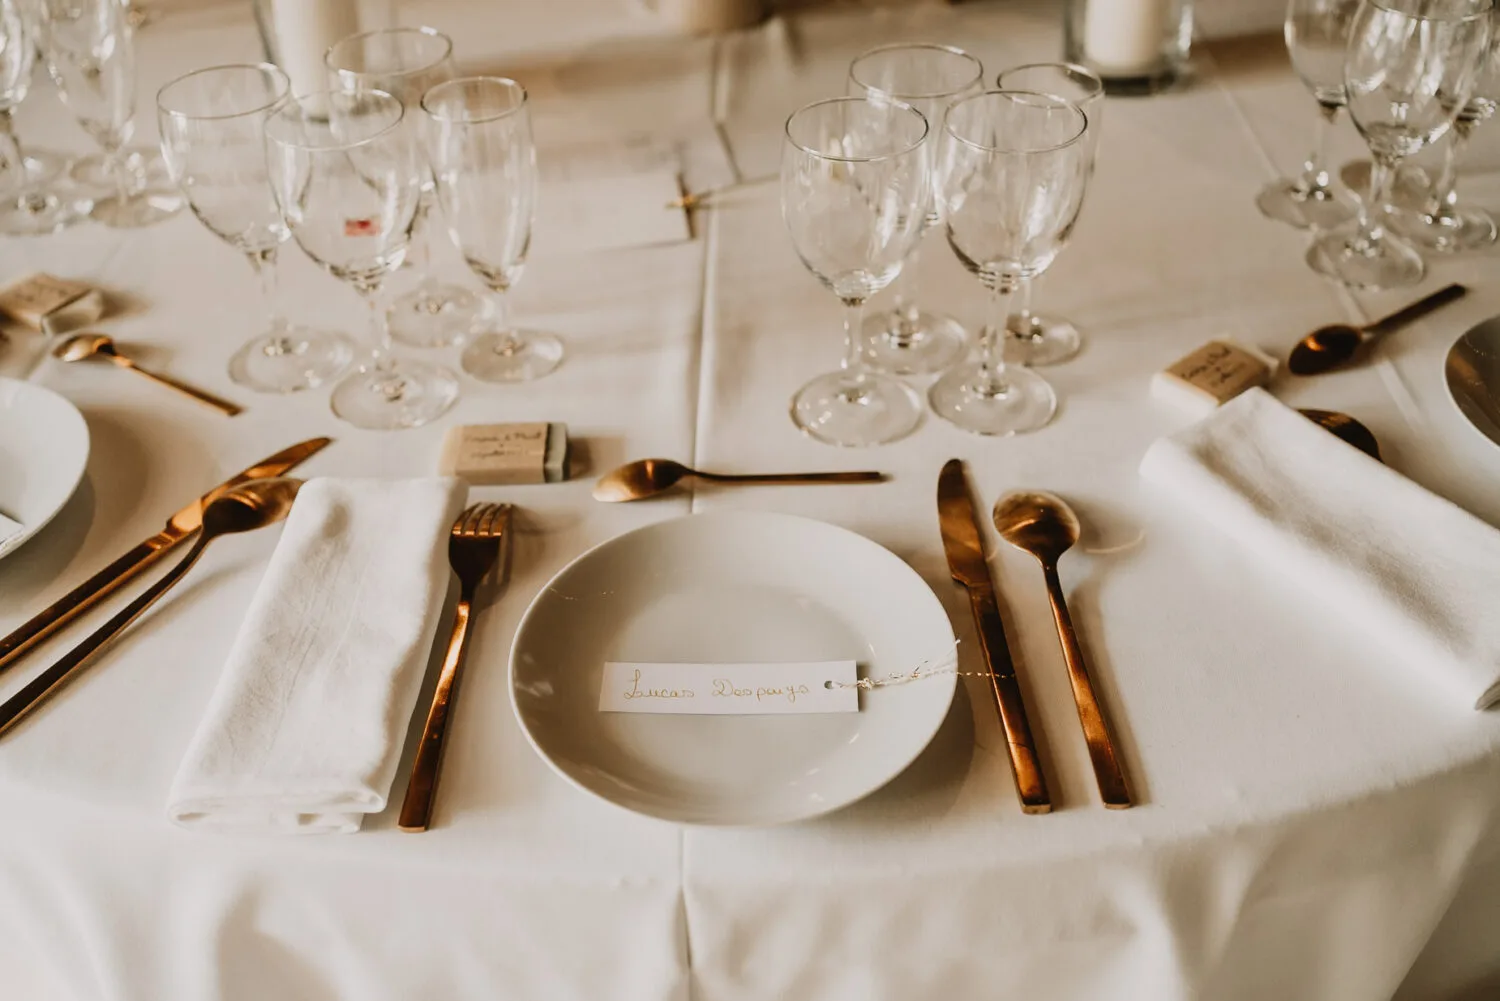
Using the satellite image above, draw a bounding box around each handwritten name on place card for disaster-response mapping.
[599,661,859,715]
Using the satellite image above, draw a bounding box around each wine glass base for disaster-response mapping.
[1255,177,1355,230]
[0,188,93,235]
[928,362,1057,436]
[330,360,460,431]
[1306,220,1425,290]
[460,329,565,383]
[1388,204,1498,254]
[90,190,184,228]
[790,370,922,447]
[1007,313,1082,366]
[860,308,967,375]
[388,280,484,349]
[228,328,356,394]
[22,149,70,185]
[69,147,171,193]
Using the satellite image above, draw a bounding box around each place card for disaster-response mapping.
[0,273,104,336]
[599,661,860,715]
[437,421,569,485]
[1151,337,1278,415]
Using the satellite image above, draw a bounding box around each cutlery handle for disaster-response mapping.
[700,471,886,485]
[967,588,1050,814]
[399,592,476,832]
[1041,563,1132,809]
[1366,283,1466,338]
[0,538,209,738]
[0,534,179,675]
[120,358,244,416]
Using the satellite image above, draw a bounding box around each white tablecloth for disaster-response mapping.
[1,2,1498,999]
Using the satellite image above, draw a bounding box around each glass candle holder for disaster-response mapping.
[1064,0,1193,95]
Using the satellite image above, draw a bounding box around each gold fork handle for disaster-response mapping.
[399,592,475,832]
[116,357,244,417]
[1042,562,1133,809]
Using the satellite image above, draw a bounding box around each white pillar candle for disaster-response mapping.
[271,0,360,99]
[1083,0,1172,74]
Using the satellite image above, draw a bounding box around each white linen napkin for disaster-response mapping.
[168,477,465,833]
[0,509,24,559]
[1140,388,1500,710]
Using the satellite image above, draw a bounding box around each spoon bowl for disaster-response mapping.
[1299,408,1382,461]
[54,332,118,363]
[1288,283,1465,377]
[201,477,303,537]
[992,490,1081,565]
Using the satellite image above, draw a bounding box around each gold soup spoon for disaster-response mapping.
[993,490,1133,810]
[0,477,302,737]
[1288,283,1465,376]
[1299,408,1382,461]
[593,458,886,502]
[54,332,244,416]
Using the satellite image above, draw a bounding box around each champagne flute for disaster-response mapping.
[1257,0,1360,229]
[157,64,353,393]
[326,27,483,350]
[0,0,90,234]
[929,91,1090,436]
[781,96,930,446]
[264,89,459,430]
[848,43,983,375]
[422,77,565,383]
[35,0,181,228]
[1308,0,1493,289]
[993,61,1103,366]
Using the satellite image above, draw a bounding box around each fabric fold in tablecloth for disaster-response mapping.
[1140,388,1500,710]
[167,477,465,833]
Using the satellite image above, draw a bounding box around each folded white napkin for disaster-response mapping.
[0,509,24,559]
[1140,388,1500,710]
[168,477,465,833]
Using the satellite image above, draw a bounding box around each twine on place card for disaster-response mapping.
[824,640,1002,691]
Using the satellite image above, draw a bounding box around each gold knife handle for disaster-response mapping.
[967,587,1051,814]
[1042,563,1132,809]
[399,590,476,832]
[0,532,181,675]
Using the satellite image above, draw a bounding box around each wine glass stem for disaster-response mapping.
[408,192,434,276]
[487,287,522,353]
[977,279,1019,396]
[247,246,292,348]
[1299,101,1340,196]
[107,148,131,207]
[364,289,397,375]
[1012,277,1041,343]
[0,110,23,194]
[887,248,921,342]
[840,296,868,381]
[1427,121,1472,223]
[1355,156,1396,250]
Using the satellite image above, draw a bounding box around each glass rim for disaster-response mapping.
[994,62,1105,103]
[156,63,289,121]
[942,89,1089,155]
[421,76,528,124]
[265,88,407,152]
[783,95,930,163]
[848,43,986,101]
[325,25,455,79]
[1364,0,1493,21]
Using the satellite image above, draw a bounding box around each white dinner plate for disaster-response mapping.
[509,511,956,826]
[0,377,90,562]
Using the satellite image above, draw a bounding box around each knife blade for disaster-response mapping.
[938,458,1051,814]
[0,437,332,674]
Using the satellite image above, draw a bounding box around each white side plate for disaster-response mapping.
[0,377,90,562]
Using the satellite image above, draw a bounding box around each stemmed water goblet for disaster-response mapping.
[781,96,930,446]
[1308,0,1493,289]
[421,77,565,383]
[847,43,983,375]
[993,61,1103,366]
[326,27,483,350]
[157,64,353,394]
[0,0,90,234]
[929,91,1091,436]
[35,0,181,228]
[264,89,459,430]
[1257,0,1361,230]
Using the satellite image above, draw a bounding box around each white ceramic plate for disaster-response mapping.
[0,377,90,562]
[509,511,956,826]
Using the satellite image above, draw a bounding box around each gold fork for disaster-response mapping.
[399,503,513,832]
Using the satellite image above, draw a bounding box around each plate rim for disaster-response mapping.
[0,376,90,559]
[507,509,956,827]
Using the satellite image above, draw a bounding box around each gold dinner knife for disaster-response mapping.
[0,437,332,674]
[937,458,1051,815]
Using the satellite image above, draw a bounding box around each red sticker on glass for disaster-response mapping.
[344,218,380,236]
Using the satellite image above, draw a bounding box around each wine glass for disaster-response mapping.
[264,89,459,430]
[847,43,983,376]
[422,77,565,383]
[326,27,483,350]
[1389,16,1500,251]
[1308,0,1493,289]
[929,91,1090,436]
[157,64,353,394]
[0,0,90,234]
[993,62,1103,366]
[35,0,181,228]
[781,96,930,447]
[1257,0,1361,229]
